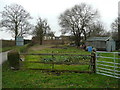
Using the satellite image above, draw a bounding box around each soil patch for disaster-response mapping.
[28,45,54,51]
[50,46,68,49]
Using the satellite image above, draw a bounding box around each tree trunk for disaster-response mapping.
[82,28,87,41]
[74,35,81,47]
[15,22,18,45]
[39,36,43,45]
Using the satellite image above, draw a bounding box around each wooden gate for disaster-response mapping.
[20,52,96,73]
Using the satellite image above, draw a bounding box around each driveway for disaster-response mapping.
[0,51,9,65]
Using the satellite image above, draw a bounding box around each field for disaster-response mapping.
[2,45,119,88]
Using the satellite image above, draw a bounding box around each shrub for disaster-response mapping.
[8,50,20,70]
[19,44,28,53]
[19,46,26,53]
[27,42,34,47]
[19,43,34,53]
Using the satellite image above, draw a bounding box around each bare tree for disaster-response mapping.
[87,21,106,37]
[47,31,55,40]
[111,18,119,40]
[118,2,120,41]
[118,17,120,50]
[110,17,120,50]
[0,4,32,41]
[59,3,99,46]
[32,17,51,45]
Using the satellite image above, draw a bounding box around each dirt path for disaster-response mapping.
[28,45,54,51]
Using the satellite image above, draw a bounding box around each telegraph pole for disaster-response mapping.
[118,2,120,50]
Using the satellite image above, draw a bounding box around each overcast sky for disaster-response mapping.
[0,0,119,40]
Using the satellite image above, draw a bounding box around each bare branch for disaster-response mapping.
[0,4,32,39]
[59,3,100,46]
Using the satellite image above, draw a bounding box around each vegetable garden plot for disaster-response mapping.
[21,53,95,73]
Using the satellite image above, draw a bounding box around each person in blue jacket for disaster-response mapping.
[87,45,93,52]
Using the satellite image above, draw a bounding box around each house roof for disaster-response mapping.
[86,37,111,41]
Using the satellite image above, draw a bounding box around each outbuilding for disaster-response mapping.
[86,37,116,52]
[16,36,24,46]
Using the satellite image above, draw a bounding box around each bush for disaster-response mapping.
[8,50,20,70]
[18,44,28,53]
[19,46,26,53]
[27,42,34,47]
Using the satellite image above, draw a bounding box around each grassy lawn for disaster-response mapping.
[2,45,119,88]
[2,61,119,88]
[0,46,16,52]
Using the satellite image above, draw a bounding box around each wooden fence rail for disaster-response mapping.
[24,61,90,65]
[20,52,96,73]
[27,68,94,73]
[20,53,92,56]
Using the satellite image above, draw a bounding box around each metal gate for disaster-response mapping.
[96,51,120,79]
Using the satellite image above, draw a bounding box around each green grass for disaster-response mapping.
[24,45,91,71]
[29,46,90,54]
[0,46,16,52]
[2,45,119,88]
[0,44,30,53]
[2,61,119,88]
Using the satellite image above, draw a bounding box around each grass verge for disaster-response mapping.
[0,44,31,53]
[2,61,119,88]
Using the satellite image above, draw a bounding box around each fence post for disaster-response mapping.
[91,52,96,73]
[113,52,116,77]
[51,51,54,70]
